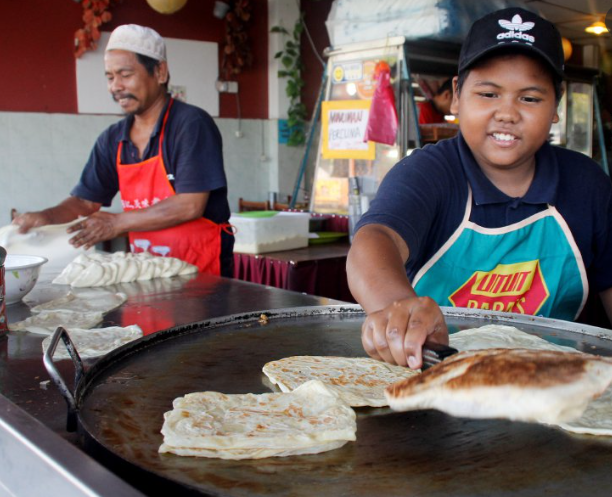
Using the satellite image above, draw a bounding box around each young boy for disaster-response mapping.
[347,8,612,369]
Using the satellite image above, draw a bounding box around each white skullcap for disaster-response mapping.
[106,24,167,61]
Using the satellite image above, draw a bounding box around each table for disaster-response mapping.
[233,240,355,303]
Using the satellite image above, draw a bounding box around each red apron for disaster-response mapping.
[116,99,226,275]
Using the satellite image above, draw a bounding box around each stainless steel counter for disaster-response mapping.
[0,271,344,496]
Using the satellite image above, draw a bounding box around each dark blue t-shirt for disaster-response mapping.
[71,97,230,225]
[356,133,612,293]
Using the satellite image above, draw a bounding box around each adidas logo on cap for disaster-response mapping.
[497,14,535,44]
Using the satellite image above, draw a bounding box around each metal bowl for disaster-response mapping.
[4,254,48,305]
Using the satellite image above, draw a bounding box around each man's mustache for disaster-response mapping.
[112,93,137,103]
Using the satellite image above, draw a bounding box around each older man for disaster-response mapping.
[14,24,234,276]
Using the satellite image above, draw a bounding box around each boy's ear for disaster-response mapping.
[450,76,460,115]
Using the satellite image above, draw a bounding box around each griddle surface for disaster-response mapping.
[78,309,612,497]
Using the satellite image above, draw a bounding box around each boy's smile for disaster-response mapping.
[451,54,560,191]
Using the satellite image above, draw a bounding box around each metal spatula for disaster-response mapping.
[421,342,459,370]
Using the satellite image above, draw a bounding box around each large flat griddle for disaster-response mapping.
[49,306,612,496]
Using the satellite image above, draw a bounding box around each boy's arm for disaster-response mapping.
[347,224,448,369]
[347,224,412,312]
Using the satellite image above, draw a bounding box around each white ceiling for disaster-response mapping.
[525,0,612,51]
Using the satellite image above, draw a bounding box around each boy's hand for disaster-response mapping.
[361,296,448,369]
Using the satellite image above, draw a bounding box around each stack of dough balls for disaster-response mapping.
[53,251,198,287]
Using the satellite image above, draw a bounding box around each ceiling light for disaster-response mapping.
[585,20,608,35]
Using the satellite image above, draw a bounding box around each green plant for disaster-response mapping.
[271,17,307,146]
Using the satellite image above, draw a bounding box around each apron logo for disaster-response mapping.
[449,260,549,314]
[121,197,164,210]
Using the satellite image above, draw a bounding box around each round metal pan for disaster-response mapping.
[48,305,612,496]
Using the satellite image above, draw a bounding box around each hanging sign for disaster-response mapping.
[321,100,375,160]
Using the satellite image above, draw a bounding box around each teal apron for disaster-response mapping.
[413,187,588,321]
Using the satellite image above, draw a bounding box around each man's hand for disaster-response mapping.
[12,211,54,234]
[11,197,102,234]
[67,211,123,249]
[361,296,448,369]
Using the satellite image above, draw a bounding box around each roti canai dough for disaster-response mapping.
[449,324,579,353]
[41,325,143,359]
[29,290,127,315]
[9,310,104,335]
[385,348,612,425]
[262,356,419,407]
[159,380,357,459]
[53,251,197,287]
[0,221,90,273]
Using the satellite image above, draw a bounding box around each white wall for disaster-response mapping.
[268,0,300,120]
[1,112,301,226]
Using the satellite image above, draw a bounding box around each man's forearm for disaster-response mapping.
[43,196,101,224]
[114,192,209,233]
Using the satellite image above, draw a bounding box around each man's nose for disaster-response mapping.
[108,77,123,93]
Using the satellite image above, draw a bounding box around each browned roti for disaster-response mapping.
[388,348,588,396]
[385,348,612,424]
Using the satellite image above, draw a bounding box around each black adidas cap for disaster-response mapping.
[458,8,564,78]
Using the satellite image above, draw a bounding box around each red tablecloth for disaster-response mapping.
[233,241,355,303]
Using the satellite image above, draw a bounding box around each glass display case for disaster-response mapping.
[550,80,594,158]
[310,38,405,218]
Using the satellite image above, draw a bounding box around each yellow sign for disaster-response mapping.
[321,100,375,160]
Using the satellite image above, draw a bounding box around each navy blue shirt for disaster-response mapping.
[71,97,230,225]
[357,133,612,293]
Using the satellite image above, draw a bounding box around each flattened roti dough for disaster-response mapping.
[262,356,419,407]
[8,310,104,335]
[41,325,143,359]
[385,348,612,425]
[29,290,127,315]
[449,324,578,353]
[0,221,90,273]
[159,380,357,459]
